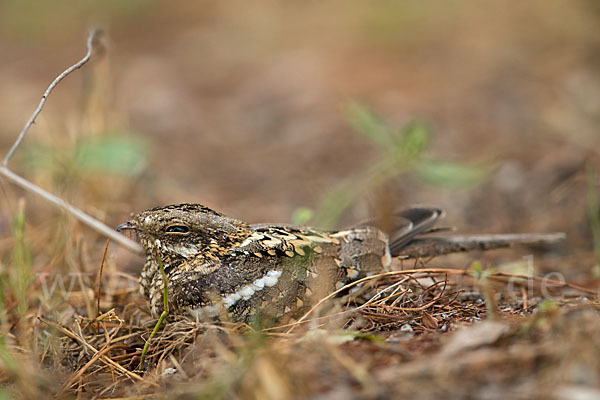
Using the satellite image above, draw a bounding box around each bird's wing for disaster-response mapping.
[356,207,443,255]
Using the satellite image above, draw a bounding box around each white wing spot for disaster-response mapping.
[222,292,242,308]
[264,270,282,287]
[209,270,283,311]
[239,286,255,300]
[193,270,284,315]
[252,277,266,291]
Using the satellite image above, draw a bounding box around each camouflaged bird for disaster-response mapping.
[117,203,442,324]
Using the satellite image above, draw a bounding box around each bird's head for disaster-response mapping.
[117,203,252,268]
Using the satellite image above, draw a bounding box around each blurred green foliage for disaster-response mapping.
[470,260,496,280]
[10,201,32,317]
[0,0,156,38]
[536,299,558,314]
[0,200,32,322]
[0,202,31,398]
[291,207,314,226]
[353,1,461,47]
[586,165,600,279]
[471,260,485,280]
[416,160,489,188]
[21,134,147,177]
[300,102,490,229]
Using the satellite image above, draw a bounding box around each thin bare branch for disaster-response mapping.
[3,29,100,166]
[0,166,143,254]
[0,29,143,254]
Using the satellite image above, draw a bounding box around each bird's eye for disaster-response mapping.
[166,224,190,234]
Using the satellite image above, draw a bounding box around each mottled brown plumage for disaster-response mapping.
[117,203,441,324]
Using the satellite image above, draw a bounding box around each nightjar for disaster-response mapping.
[117,203,441,324]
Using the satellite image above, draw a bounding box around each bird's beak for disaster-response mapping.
[116,220,136,232]
[116,220,138,242]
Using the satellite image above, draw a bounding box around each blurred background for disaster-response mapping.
[1,0,599,280]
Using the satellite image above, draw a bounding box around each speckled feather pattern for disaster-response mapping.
[123,203,437,324]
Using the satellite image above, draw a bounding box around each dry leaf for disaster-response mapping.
[422,311,439,329]
[441,320,510,357]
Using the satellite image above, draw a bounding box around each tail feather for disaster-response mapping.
[356,207,565,260]
[357,207,443,255]
[396,232,566,258]
[388,208,443,254]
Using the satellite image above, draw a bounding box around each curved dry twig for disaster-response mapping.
[0,29,143,254]
[3,30,99,166]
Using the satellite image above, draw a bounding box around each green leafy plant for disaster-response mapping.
[470,260,497,281]
[470,260,498,319]
[295,101,490,228]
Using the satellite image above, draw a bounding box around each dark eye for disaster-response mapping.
[166,225,190,234]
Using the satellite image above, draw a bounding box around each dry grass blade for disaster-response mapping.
[38,317,150,385]
[61,343,128,392]
[20,258,599,398]
[286,268,467,333]
[279,267,596,334]
[96,238,110,320]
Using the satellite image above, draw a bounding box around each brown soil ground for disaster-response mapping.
[0,2,599,398]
